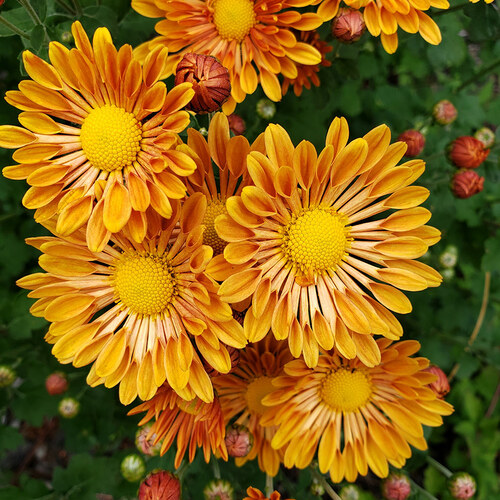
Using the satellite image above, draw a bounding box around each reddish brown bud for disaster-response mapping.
[449,472,476,500]
[398,129,425,157]
[382,473,411,500]
[174,53,231,114]
[225,424,253,457]
[45,372,68,395]
[449,136,490,169]
[139,471,180,500]
[331,8,365,43]
[451,170,484,199]
[227,113,246,136]
[424,365,450,398]
[433,100,457,125]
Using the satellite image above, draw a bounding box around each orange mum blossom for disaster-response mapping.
[281,30,332,98]
[131,0,323,114]
[216,117,442,368]
[129,385,228,468]
[214,336,293,476]
[16,200,246,406]
[260,339,454,482]
[336,0,449,54]
[0,21,196,252]
[244,487,294,500]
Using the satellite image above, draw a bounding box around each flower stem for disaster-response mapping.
[427,456,453,479]
[457,58,500,92]
[174,460,189,480]
[70,0,82,16]
[265,475,273,497]
[55,0,75,14]
[0,14,30,38]
[409,478,439,500]
[309,470,341,500]
[433,2,470,16]
[212,458,221,480]
[485,379,500,419]
[17,0,51,44]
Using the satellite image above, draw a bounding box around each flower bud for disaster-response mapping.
[199,127,208,137]
[225,424,253,457]
[441,268,455,281]
[439,245,458,268]
[310,478,325,496]
[339,484,362,500]
[139,470,181,500]
[204,479,234,500]
[0,365,16,387]
[256,99,276,120]
[449,136,490,169]
[398,129,425,157]
[449,472,476,499]
[58,397,79,418]
[120,454,146,482]
[227,113,246,136]
[135,423,162,456]
[474,127,495,148]
[424,365,450,399]
[61,31,73,44]
[433,100,457,125]
[451,170,484,199]
[174,53,231,114]
[331,8,366,43]
[382,472,412,500]
[45,372,68,395]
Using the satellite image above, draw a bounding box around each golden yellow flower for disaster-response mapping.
[131,0,324,113]
[469,0,494,3]
[0,21,196,252]
[339,0,449,53]
[129,385,228,468]
[17,201,246,405]
[217,117,442,368]
[261,340,454,482]
[215,336,293,476]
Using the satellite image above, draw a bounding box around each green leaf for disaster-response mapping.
[0,7,35,37]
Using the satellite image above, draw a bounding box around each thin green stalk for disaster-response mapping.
[433,2,470,16]
[0,14,30,38]
[174,460,189,480]
[55,0,76,14]
[427,456,453,479]
[457,58,500,91]
[17,0,43,25]
[70,0,82,16]
[212,459,221,480]
[309,468,342,500]
[410,479,439,500]
[265,474,273,497]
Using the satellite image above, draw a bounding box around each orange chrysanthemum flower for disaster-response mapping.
[261,340,454,482]
[0,21,196,252]
[17,202,246,405]
[131,0,323,113]
[244,487,293,500]
[324,0,449,53]
[129,385,228,468]
[217,117,442,368]
[215,337,293,476]
[282,31,332,98]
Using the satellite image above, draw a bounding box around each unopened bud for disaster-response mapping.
[449,136,490,169]
[339,484,362,500]
[199,127,208,136]
[398,129,425,157]
[45,372,68,395]
[135,423,162,456]
[441,268,455,282]
[120,454,146,482]
[439,245,458,268]
[433,100,457,125]
[0,365,16,387]
[310,478,325,496]
[174,53,231,114]
[58,397,79,418]
[204,479,234,500]
[474,127,495,148]
[227,113,246,136]
[382,472,412,500]
[225,424,253,458]
[451,170,484,199]
[331,8,366,43]
[61,31,73,44]
[139,470,181,500]
[425,365,450,399]
[449,472,476,500]
[256,99,276,120]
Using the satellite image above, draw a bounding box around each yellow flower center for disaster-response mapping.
[320,368,372,412]
[281,207,350,275]
[203,200,228,255]
[245,376,275,415]
[212,0,256,42]
[112,252,177,316]
[80,105,142,171]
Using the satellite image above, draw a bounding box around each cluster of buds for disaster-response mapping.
[120,454,146,482]
[58,397,79,418]
[0,365,16,387]
[425,365,450,399]
[382,472,412,500]
[204,479,234,500]
[438,244,458,281]
[45,372,68,395]
[433,100,457,125]
[224,424,253,457]
[398,129,425,157]
[331,8,366,43]
[139,471,181,500]
[449,472,476,499]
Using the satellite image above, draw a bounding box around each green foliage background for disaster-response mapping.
[0,1,499,499]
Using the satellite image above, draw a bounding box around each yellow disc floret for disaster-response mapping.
[212,0,256,42]
[281,207,350,275]
[80,105,142,171]
[112,252,177,316]
[320,368,372,412]
[203,200,228,255]
[245,376,275,415]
